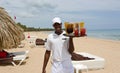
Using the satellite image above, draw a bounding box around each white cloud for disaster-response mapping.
[1,0,120,11]
[1,0,120,15]
[17,12,34,18]
[54,0,120,12]
[0,0,120,29]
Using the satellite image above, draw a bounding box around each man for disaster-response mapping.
[42,17,74,73]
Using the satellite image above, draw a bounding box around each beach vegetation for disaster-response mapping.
[16,22,57,31]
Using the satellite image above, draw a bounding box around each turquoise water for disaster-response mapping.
[44,29,120,41]
[87,29,120,41]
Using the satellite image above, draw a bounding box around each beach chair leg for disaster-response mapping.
[17,59,24,66]
[76,69,82,73]
[73,64,88,73]
[11,61,16,66]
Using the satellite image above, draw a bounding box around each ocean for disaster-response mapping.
[87,29,120,41]
[44,29,120,41]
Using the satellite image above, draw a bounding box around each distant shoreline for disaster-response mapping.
[25,29,120,41]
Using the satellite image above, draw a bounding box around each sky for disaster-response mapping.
[0,0,120,29]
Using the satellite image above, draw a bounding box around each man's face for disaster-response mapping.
[53,23,62,33]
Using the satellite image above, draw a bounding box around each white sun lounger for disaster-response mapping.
[72,52,105,73]
[10,50,29,66]
[0,50,29,66]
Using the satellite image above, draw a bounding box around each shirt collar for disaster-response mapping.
[53,31,65,36]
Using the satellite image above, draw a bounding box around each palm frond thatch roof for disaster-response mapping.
[0,7,25,50]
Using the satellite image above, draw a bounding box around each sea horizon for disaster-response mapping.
[87,29,120,41]
[41,28,120,41]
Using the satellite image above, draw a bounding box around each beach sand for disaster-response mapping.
[0,31,120,73]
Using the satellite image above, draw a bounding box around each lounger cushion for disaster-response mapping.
[0,52,7,58]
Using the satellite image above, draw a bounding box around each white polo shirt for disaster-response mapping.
[45,31,71,61]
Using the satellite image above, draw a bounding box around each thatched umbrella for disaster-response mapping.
[0,7,25,50]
